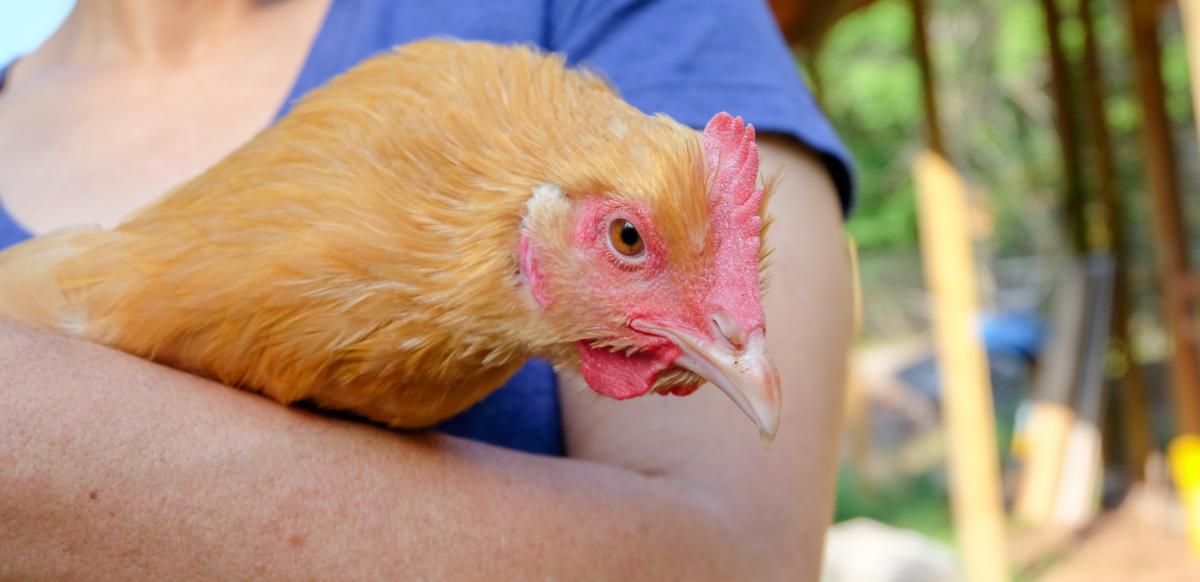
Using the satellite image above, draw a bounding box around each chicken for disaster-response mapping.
[0,40,782,439]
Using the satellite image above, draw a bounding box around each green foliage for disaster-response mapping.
[1162,28,1196,124]
[817,0,922,253]
[814,0,1197,258]
[833,465,955,542]
[994,2,1050,84]
[824,0,1200,545]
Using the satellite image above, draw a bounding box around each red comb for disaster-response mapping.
[703,112,763,238]
[701,112,767,334]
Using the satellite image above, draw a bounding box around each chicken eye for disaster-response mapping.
[608,219,645,257]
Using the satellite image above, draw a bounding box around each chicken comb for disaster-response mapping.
[703,112,763,239]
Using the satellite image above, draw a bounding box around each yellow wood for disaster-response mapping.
[844,236,872,487]
[914,151,1010,582]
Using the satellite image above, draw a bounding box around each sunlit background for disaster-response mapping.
[0,1,72,66]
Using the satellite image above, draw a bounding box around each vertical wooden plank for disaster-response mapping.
[1039,0,1090,253]
[844,236,871,486]
[1079,0,1152,478]
[1016,262,1087,524]
[1180,0,1200,148]
[1124,0,1200,436]
[910,3,1009,577]
[915,151,1010,582]
[1054,255,1115,527]
[910,0,946,156]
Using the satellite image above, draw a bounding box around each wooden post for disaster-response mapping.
[1180,0,1200,148]
[915,152,1010,582]
[844,236,872,489]
[1013,0,1095,526]
[1038,0,1089,253]
[1054,255,1115,527]
[1016,264,1087,524]
[911,0,946,156]
[1125,0,1200,436]
[1079,0,1152,476]
[911,2,1010,580]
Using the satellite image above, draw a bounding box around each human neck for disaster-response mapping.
[46,0,262,66]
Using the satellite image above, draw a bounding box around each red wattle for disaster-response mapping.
[577,341,681,400]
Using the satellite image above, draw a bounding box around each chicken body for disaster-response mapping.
[0,40,781,435]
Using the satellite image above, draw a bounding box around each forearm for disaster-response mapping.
[0,137,852,581]
[0,321,745,580]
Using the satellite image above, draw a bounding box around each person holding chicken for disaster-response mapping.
[0,0,854,579]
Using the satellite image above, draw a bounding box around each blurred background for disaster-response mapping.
[6,1,1200,580]
[0,2,72,65]
[775,0,1200,580]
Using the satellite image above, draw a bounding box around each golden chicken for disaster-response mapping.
[0,40,782,438]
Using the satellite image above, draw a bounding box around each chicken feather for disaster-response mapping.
[0,40,780,434]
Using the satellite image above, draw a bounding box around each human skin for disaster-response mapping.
[0,1,852,579]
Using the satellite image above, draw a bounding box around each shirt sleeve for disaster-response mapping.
[548,0,855,213]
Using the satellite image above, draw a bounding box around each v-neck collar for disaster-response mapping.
[272,0,348,121]
[0,0,340,243]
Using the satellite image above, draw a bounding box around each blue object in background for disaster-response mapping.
[897,311,1047,412]
[0,2,74,66]
[980,311,1046,360]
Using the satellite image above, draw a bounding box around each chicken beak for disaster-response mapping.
[631,320,782,444]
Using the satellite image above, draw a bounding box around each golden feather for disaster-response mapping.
[0,40,731,426]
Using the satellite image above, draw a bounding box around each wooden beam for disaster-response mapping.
[1180,274,1200,299]
[1080,0,1151,477]
[910,3,1008,578]
[915,151,1010,582]
[1054,255,1115,527]
[768,0,879,49]
[1039,0,1089,253]
[1182,0,1200,152]
[910,0,946,156]
[844,236,872,492]
[1016,262,1087,525]
[1124,0,1200,436]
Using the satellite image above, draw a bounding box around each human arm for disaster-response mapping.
[0,138,851,580]
[0,319,734,580]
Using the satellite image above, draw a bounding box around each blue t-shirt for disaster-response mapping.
[0,0,854,456]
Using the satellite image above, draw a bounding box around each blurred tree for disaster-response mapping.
[816,0,1196,263]
[818,0,923,253]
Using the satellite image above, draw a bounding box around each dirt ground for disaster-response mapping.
[1018,489,1200,581]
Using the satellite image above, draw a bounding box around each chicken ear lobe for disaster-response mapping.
[517,183,572,308]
